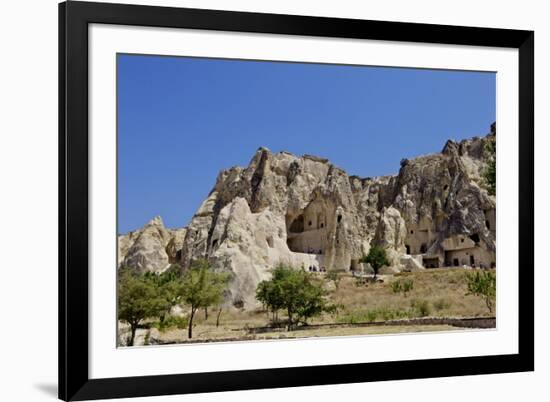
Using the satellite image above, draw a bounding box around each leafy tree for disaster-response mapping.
[117,268,165,346]
[256,264,336,330]
[144,268,184,324]
[256,280,283,322]
[360,245,390,280]
[484,138,496,196]
[179,259,230,339]
[326,270,342,290]
[466,270,496,314]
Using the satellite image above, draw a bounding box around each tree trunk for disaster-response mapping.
[204,307,208,320]
[188,308,196,339]
[129,323,137,346]
[287,308,293,331]
[216,308,223,328]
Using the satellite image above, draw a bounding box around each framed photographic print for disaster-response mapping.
[59,1,534,400]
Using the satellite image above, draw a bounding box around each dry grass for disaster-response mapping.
[332,268,494,322]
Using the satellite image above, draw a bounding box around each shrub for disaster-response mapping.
[153,315,189,332]
[391,279,414,297]
[391,281,402,294]
[465,270,496,313]
[411,299,432,317]
[402,279,414,296]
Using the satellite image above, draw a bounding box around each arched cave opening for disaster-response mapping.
[289,214,304,233]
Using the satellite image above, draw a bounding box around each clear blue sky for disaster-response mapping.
[118,54,495,233]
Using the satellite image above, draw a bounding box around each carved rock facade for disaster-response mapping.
[119,126,497,307]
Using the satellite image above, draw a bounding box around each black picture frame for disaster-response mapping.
[59,1,534,400]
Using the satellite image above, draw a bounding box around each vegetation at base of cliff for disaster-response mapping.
[117,268,166,346]
[179,258,230,338]
[256,264,338,330]
[119,267,496,345]
[484,138,496,195]
[465,270,496,313]
[152,315,189,332]
[391,279,414,297]
[360,246,390,280]
[325,269,343,290]
[117,258,230,345]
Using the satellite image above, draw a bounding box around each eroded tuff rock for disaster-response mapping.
[119,216,186,274]
[119,125,497,308]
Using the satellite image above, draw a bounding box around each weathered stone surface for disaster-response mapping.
[119,216,172,274]
[118,125,497,308]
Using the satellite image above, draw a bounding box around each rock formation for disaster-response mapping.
[119,125,497,308]
[118,216,186,274]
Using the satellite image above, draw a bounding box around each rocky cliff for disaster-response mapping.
[119,125,496,308]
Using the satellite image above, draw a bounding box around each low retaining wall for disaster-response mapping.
[246,316,496,334]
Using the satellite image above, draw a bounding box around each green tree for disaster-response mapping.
[256,280,283,322]
[179,259,230,339]
[484,138,496,196]
[144,268,184,324]
[466,270,496,314]
[117,268,164,346]
[361,245,390,280]
[256,264,336,330]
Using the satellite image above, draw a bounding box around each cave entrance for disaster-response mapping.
[470,255,475,266]
[289,214,304,233]
[405,245,411,255]
[423,257,439,269]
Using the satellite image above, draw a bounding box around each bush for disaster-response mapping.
[391,279,414,297]
[465,270,496,313]
[411,299,432,317]
[391,281,402,293]
[153,315,189,332]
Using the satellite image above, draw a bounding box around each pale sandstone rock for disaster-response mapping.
[119,126,497,308]
[119,216,172,274]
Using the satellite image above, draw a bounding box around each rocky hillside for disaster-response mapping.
[119,124,496,308]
